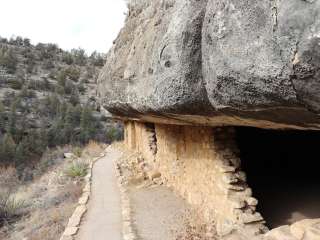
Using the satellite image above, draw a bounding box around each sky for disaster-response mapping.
[0,0,127,54]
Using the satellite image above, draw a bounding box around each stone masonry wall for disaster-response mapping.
[124,121,136,149]
[124,121,157,168]
[124,121,266,236]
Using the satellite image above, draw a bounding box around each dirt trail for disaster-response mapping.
[77,148,122,240]
[129,185,190,240]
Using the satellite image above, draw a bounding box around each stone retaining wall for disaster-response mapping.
[124,121,157,169]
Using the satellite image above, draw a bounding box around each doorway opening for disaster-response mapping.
[145,123,157,156]
[235,127,320,228]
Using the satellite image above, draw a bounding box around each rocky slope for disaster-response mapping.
[0,36,103,113]
[97,0,320,130]
[0,36,122,172]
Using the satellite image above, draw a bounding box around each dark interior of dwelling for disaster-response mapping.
[236,127,320,229]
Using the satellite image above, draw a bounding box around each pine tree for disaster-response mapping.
[71,48,86,66]
[0,47,18,73]
[0,133,16,164]
[80,105,95,143]
[0,101,5,112]
[39,126,48,151]
[63,104,76,142]
[69,89,80,106]
[7,99,19,136]
[15,142,25,166]
[0,101,5,132]
[48,117,65,146]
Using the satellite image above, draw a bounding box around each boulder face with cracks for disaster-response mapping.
[97,0,320,130]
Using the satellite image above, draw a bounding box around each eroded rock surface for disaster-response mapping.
[97,0,320,129]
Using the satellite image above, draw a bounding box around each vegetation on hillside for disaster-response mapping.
[0,35,123,239]
[0,35,123,177]
[0,142,106,240]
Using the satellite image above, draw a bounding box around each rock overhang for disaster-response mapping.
[97,0,320,130]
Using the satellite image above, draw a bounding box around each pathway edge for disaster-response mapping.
[59,150,107,240]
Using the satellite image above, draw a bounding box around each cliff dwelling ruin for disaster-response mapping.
[121,122,320,238]
[98,0,320,239]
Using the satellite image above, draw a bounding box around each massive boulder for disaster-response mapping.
[97,0,320,130]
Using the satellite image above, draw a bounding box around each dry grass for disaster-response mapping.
[0,192,26,227]
[35,146,71,176]
[17,182,82,240]
[175,211,217,240]
[0,167,20,191]
[1,172,83,240]
[0,168,25,228]
[72,146,83,158]
[111,141,125,150]
[176,222,217,240]
[81,140,106,159]
[0,142,105,240]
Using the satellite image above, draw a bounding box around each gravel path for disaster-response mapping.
[77,148,122,240]
[129,185,190,240]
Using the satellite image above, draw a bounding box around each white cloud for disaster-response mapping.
[0,0,127,53]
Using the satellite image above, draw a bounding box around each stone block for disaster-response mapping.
[291,219,320,239]
[265,226,297,240]
[63,227,78,236]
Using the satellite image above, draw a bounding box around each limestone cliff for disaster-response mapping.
[98,0,320,130]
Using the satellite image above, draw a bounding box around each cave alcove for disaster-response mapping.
[235,127,320,228]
